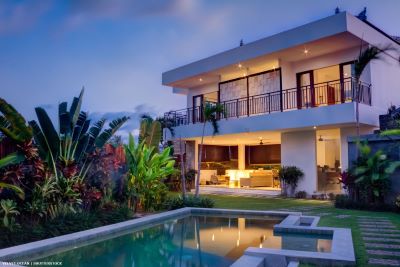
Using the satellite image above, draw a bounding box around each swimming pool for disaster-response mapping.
[35,214,331,267]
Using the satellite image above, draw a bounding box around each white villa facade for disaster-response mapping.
[162,12,400,196]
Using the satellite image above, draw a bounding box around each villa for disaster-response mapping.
[163,12,400,196]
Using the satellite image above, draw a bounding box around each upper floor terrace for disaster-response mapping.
[162,12,400,129]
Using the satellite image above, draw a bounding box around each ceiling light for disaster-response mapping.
[304,49,309,55]
[313,126,317,129]
[238,63,242,68]
[199,78,203,82]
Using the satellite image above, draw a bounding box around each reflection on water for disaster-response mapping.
[39,215,332,267]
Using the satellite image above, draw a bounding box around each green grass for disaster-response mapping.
[204,194,400,267]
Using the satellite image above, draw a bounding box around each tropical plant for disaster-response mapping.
[0,199,19,229]
[279,166,304,197]
[352,142,400,202]
[195,102,224,197]
[0,98,33,169]
[354,45,394,137]
[138,115,162,151]
[124,134,176,211]
[29,89,129,179]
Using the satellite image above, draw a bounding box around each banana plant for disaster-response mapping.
[139,116,162,151]
[29,89,129,179]
[353,142,400,198]
[125,134,176,211]
[0,98,33,169]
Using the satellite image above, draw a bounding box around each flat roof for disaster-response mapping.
[162,12,399,87]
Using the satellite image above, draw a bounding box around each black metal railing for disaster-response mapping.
[164,77,371,127]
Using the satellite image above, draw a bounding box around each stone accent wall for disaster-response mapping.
[219,78,247,102]
[248,70,280,96]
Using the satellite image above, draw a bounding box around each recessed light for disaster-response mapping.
[304,49,309,54]
[199,78,203,82]
[313,126,317,129]
[238,63,242,68]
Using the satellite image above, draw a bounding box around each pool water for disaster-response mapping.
[38,215,332,267]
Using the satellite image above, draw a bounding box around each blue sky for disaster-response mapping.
[0,0,399,137]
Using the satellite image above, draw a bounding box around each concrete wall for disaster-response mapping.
[281,130,317,194]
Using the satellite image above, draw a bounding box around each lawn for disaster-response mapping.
[205,194,400,267]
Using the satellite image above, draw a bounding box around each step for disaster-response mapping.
[367,250,400,257]
[368,258,400,266]
[363,237,400,243]
[365,243,400,249]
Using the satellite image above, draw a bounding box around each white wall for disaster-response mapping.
[281,130,317,194]
[370,53,400,111]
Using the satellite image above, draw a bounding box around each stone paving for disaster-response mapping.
[358,216,400,266]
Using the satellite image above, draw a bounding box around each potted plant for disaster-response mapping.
[279,166,304,197]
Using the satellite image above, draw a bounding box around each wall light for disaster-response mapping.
[304,49,309,55]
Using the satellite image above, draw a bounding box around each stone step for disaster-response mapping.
[363,232,400,238]
[361,228,400,233]
[368,258,400,266]
[363,237,400,243]
[359,224,396,229]
[358,216,389,219]
[367,249,400,257]
[365,243,400,249]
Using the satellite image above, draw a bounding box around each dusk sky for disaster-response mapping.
[1,0,399,137]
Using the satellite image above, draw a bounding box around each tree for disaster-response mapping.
[194,103,224,197]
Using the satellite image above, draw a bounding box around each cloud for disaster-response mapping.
[89,104,158,139]
[0,0,51,34]
[62,0,190,30]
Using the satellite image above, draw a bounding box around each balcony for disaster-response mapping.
[164,77,371,127]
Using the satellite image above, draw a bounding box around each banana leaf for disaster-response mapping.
[0,182,24,199]
[34,107,60,158]
[0,152,25,169]
[95,116,129,149]
[69,88,84,127]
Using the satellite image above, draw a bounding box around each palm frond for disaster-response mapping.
[355,45,394,78]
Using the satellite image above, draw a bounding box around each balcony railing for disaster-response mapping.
[164,77,371,127]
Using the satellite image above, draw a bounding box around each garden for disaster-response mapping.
[0,90,213,249]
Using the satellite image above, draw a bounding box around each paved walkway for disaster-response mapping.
[357,216,400,266]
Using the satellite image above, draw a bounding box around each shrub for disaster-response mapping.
[335,194,395,211]
[294,191,307,199]
[164,195,215,210]
[279,166,304,197]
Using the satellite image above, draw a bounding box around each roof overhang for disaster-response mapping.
[162,12,399,89]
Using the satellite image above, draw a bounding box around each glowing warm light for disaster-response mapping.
[313,126,317,129]
[236,240,240,247]
[238,63,242,68]
[199,78,203,82]
[304,49,309,54]
[196,243,199,249]
[259,243,263,248]
[344,73,348,76]
[212,234,215,241]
